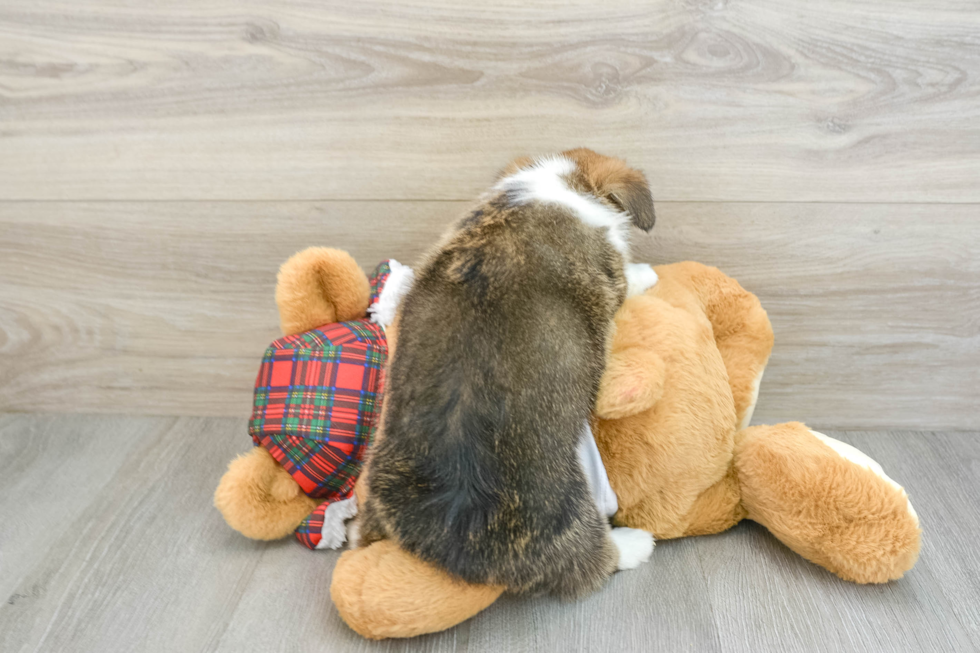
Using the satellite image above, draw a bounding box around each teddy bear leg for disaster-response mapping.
[275,247,371,336]
[733,422,921,583]
[331,540,505,640]
[214,447,320,541]
[677,465,748,537]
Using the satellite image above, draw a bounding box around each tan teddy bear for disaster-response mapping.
[215,249,921,640]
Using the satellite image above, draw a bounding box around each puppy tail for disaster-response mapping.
[410,438,499,576]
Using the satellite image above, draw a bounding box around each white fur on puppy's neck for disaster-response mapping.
[494,156,631,256]
[368,259,414,329]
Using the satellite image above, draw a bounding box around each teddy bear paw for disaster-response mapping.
[610,527,655,570]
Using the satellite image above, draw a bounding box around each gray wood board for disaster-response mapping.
[1,414,977,652]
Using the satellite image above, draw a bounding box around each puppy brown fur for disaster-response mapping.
[358,150,654,598]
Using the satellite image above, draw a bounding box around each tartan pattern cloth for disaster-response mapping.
[249,261,392,548]
[369,260,391,308]
[294,500,329,549]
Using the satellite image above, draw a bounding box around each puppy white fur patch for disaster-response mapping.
[626,263,658,297]
[738,364,767,430]
[495,156,632,256]
[368,258,415,329]
[610,527,655,570]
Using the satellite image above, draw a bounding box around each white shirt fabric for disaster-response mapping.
[577,421,619,519]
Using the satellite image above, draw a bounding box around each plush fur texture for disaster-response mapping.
[357,149,656,598]
[275,247,371,336]
[331,540,505,640]
[594,262,921,580]
[594,266,740,539]
[593,261,775,538]
[214,447,319,540]
[735,423,921,583]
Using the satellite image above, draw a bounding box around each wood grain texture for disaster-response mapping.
[0,414,156,601]
[0,200,443,420]
[635,203,980,431]
[2,201,977,429]
[855,431,980,643]
[1,0,979,201]
[0,414,268,653]
[1,414,978,652]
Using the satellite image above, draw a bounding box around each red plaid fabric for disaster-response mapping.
[248,261,392,548]
[294,501,330,549]
[369,261,391,307]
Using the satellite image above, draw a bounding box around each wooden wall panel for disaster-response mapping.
[1,201,976,429]
[0,0,978,202]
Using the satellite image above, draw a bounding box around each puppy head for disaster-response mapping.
[496,150,655,232]
[562,148,655,232]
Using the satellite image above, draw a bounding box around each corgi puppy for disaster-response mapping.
[358,149,658,598]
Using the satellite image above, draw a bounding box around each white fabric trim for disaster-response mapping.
[314,495,359,550]
[368,259,415,329]
[577,421,619,519]
[494,156,632,256]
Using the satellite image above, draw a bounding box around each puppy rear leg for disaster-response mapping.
[353,496,388,549]
[609,527,655,569]
[547,520,624,599]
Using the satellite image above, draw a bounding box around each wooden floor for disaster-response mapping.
[0,413,976,653]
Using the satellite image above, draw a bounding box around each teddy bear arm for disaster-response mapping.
[214,447,320,540]
[275,247,371,336]
[594,346,666,420]
[733,422,920,583]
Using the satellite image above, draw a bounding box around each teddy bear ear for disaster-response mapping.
[276,248,371,336]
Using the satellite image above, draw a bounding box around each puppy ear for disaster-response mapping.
[563,148,656,232]
[496,155,534,180]
[608,175,656,232]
